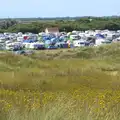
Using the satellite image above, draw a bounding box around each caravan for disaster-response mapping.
[73,40,90,47]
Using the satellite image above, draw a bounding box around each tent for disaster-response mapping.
[95,34,105,39]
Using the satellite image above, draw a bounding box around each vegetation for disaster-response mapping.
[0,43,120,120]
[0,19,17,30]
[1,17,120,33]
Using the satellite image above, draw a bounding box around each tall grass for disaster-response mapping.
[0,43,120,120]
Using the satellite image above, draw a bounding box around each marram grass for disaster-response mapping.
[0,44,120,120]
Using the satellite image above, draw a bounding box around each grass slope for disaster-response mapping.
[0,43,120,120]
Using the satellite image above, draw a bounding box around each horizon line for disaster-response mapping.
[0,15,119,19]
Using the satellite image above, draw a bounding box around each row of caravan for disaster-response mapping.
[5,42,45,50]
[5,40,93,50]
[5,39,115,51]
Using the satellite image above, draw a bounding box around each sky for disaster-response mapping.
[0,0,120,18]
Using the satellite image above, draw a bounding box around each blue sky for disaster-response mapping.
[0,0,120,18]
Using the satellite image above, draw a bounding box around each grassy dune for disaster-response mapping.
[0,43,120,120]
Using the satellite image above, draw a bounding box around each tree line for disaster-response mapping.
[0,17,120,33]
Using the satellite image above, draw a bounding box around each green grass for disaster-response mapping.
[0,43,120,120]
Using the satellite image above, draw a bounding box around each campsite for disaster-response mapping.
[0,28,120,53]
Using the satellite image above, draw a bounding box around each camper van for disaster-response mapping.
[73,40,89,47]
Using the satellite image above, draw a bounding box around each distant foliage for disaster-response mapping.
[1,17,120,33]
[0,19,17,30]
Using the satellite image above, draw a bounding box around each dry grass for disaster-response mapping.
[0,43,120,120]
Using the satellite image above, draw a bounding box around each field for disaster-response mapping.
[0,43,120,120]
